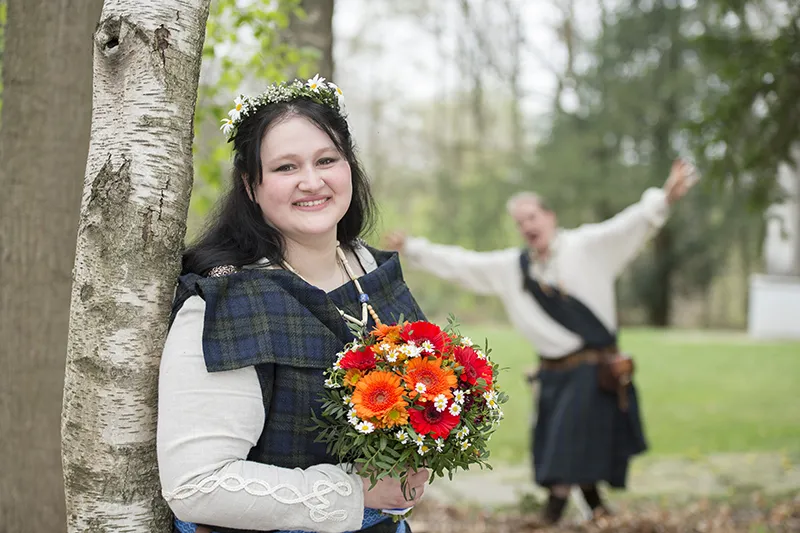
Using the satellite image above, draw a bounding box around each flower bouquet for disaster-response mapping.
[310,318,507,518]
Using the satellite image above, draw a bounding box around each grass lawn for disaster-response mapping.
[455,325,800,463]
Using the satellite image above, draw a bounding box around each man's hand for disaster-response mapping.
[663,159,699,205]
[383,231,408,253]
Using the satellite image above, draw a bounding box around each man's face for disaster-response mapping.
[510,199,557,252]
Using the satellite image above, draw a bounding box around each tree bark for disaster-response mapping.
[645,0,681,327]
[289,0,335,78]
[60,1,210,531]
[0,0,103,530]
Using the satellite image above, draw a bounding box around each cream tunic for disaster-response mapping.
[402,188,670,358]
[157,245,381,532]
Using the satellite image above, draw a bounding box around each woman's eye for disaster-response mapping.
[318,157,338,166]
[274,164,295,172]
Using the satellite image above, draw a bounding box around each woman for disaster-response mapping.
[157,76,429,533]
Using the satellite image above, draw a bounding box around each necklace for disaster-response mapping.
[282,244,382,328]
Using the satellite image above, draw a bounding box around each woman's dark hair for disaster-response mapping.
[182,98,376,276]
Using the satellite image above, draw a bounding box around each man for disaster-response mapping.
[384,160,697,525]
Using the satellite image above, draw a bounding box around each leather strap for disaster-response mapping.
[538,347,616,371]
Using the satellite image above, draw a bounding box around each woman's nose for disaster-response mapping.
[298,167,325,190]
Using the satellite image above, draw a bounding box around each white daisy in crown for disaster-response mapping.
[307,74,326,92]
[228,96,246,121]
[327,81,344,105]
[220,118,234,137]
[219,75,344,141]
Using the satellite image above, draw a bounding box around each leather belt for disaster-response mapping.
[539,347,617,371]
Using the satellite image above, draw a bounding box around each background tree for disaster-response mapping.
[529,0,763,326]
[287,0,335,78]
[692,0,800,278]
[60,1,211,531]
[0,0,103,530]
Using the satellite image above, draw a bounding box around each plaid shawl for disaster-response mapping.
[169,249,425,533]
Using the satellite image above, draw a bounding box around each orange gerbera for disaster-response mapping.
[403,357,457,402]
[352,371,408,427]
[344,368,364,387]
[373,323,403,344]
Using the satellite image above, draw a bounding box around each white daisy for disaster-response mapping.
[342,395,352,406]
[460,440,471,451]
[333,352,345,369]
[327,81,344,104]
[356,421,375,434]
[475,349,487,360]
[483,390,497,402]
[400,343,422,359]
[395,430,408,444]
[307,74,326,92]
[448,403,462,416]
[228,96,246,121]
[385,350,398,363]
[414,434,425,446]
[452,390,466,405]
[433,394,448,412]
[487,398,499,410]
[460,337,473,346]
[378,342,392,354]
[421,340,436,354]
[415,382,427,394]
[220,118,234,136]
[408,343,424,358]
[418,444,430,455]
[456,427,470,440]
[435,438,445,452]
[324,377,340,389]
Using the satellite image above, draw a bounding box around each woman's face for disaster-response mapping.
[254,114,352,245]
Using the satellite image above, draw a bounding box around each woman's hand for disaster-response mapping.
[362,468,429,509]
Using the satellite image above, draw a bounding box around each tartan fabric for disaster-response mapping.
[532,362,647,488]
[519,250,617,351]
[169,248,424,533]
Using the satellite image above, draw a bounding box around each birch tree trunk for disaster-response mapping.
[0,0,103,530]
[61,1,210,530]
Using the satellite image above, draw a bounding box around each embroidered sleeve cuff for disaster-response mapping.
[163,462,364,533]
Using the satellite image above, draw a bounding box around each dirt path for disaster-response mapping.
[423,452,800,509]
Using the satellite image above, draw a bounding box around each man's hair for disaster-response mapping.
[506,191,551,214]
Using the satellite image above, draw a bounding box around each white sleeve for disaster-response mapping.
[402,237,517,296]
[157,296,364,533]
[575,187,670,275]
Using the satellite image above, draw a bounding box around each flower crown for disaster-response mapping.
[219,74,344,141]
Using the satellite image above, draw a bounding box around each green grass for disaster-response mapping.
[455,325,800,463]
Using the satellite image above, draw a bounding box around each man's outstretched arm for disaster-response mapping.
[577,159,698,276]
[384,232,517,296]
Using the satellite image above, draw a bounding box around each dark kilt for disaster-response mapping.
[532,362,647,488]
